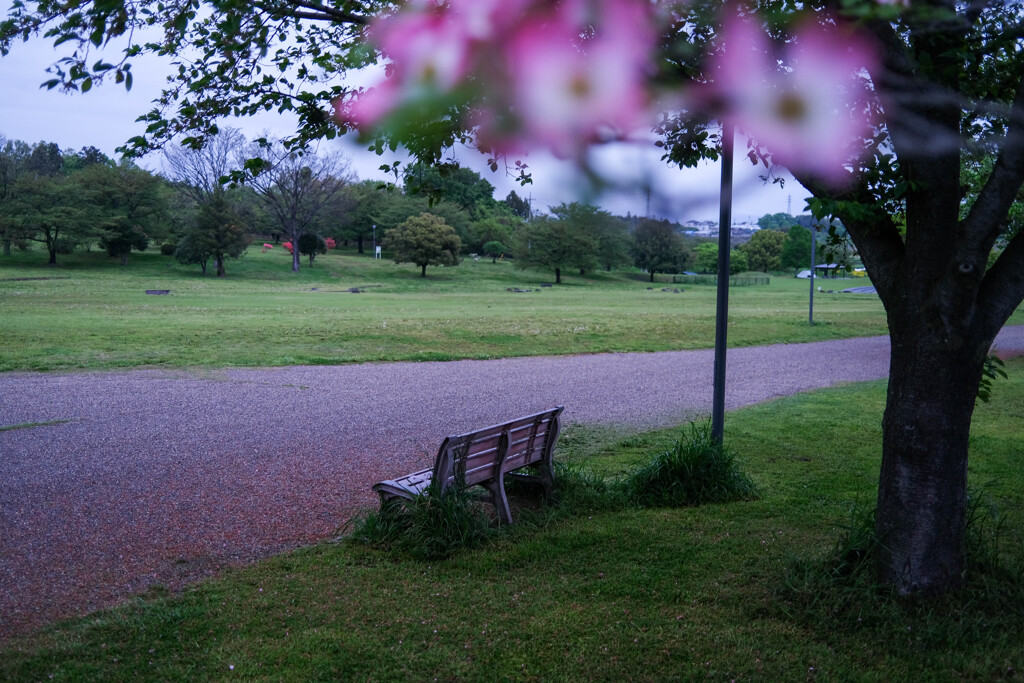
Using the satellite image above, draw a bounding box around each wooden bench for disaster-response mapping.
[372,406,564,524]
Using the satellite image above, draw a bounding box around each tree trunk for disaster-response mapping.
[120,253,129,266]
[216,255,226,277]
[3,239,10,256]
[48,247,57,265]
[357,233,364,254]
[292,247,300,272]
[420,263,427,277]
[649,270,655,282]
[874,312,989,595]
[555,267,561,284]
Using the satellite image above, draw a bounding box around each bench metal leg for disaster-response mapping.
[484,478,513,524]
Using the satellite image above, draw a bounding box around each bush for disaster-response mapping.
[623,421,759,507]
[160,243,177,256]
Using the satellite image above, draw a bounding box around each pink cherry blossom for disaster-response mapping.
[706,13,877,184]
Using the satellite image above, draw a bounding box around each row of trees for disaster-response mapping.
[385,200,710,282]
[0,137,168,265]
[0,130,353,276]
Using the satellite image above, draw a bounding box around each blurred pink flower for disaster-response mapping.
[375,11,471,91]
[342,78,404,127]
[707,14,877,184]
[503,1,656,157]
[446,0,533,40]
[342,6,474,126]
[340,1,656,158]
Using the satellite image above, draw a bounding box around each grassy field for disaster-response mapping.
[0,244,907,372]
[2,359,1021,680]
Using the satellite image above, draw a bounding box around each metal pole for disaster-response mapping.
[809,224,816,325]
[711,123,734,444]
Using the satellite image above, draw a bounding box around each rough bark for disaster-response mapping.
[291,234,301,272]
[875,311,988,593]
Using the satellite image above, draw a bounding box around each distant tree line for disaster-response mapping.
[0,136,168,265]
[4,131,826,280]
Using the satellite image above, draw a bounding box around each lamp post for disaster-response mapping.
[711,123,734,444]
[809,224,817,325]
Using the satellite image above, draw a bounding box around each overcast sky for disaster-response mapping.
[0,37,812,223]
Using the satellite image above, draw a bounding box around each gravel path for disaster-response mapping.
[3,327,1024,641]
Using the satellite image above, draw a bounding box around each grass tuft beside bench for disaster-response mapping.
[372,406,564,524]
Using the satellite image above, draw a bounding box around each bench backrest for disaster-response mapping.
[432,406,564,492]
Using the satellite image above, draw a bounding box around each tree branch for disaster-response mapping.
[793,170,906,305]
[280,0,367,25]
[961,67,1024,255]
[977,228,1024,339]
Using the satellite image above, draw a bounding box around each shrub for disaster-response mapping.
[160,243,177,256]
[622,421,758,507]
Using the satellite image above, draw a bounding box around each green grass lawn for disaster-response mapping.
[3,360,1021,681]
[0,244,906,371]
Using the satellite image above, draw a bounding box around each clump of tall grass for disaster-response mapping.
[622,421,759,507]
[345,482,492,560]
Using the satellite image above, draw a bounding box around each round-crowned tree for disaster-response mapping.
[482,240,505,263]
[297,232,327,266]
[384,212,462,277]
